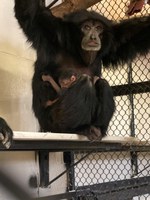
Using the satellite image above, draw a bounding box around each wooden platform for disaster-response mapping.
[12,131,148,145]
[0,131,150,151]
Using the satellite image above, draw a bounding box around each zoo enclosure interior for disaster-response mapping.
[0,0,150,199]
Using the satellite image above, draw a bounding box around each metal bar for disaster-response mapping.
[128,62,138,178]
[128,62,135,137]
[63,151,75,191]
[112,81,150,96]
[0,141,150,152]
[130,151,138,177]
[38,151,49,187]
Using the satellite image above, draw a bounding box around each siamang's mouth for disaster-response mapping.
[87,41,99,47]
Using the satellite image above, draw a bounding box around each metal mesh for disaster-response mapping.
[75,151,131,185]
[73,151,150,199]
[71,0,150,199]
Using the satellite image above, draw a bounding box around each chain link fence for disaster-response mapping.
[70,0,150,199]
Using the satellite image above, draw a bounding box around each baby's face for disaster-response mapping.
[59,75,77,88]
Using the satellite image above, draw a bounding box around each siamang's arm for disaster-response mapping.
[103,16,150,67]
[14,0,66,54]
[0,117,13,149]
[14,0,80,65]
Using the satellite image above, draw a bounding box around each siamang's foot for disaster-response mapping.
[86,126,102,141]
[0,118,13,149]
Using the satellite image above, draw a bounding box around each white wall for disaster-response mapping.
[0,0,38,131]
[0,0,38,198]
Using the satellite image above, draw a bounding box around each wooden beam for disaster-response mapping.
[51,0,101,17]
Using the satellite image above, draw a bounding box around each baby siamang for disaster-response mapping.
[14,0,150,140]
[0,117,13,148]
[42,70,98,106]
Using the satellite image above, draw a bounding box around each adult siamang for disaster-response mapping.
[14,0,150,140]
[0,117,13,148]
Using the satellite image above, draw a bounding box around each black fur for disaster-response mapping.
[0,117,13,148]
[14,0,150,139]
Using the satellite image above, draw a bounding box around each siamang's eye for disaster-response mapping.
[96,26,103,32]
[96,26,101,30]
[84,25,91,30]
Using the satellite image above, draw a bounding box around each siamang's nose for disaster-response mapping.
[90,33,96,40]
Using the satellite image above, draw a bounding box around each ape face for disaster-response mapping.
[81,20,103,51]
[59,74,77,88]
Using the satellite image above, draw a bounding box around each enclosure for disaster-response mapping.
[0,0,150,199]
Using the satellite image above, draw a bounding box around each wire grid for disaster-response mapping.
[73,0,150,199]
[74,151,150,199]
[95,0,150,140]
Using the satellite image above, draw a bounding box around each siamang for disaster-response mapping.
[14,0,150,140]
[41,70,113,140]
[0,117,13,148]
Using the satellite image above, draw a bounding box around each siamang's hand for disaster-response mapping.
[0,117,13,149]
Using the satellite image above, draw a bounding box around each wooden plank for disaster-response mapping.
[51,0,101,17]
[0,131,148,146]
